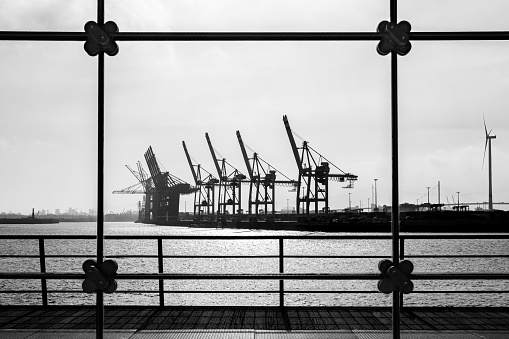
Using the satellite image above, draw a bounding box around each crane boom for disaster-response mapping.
[182,141,199,185]
[126,165,142,182]
[283,115,304,173]
[205,133,223,179]
[236,130,254,180]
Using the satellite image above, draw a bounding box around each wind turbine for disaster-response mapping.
[483,116,496,210]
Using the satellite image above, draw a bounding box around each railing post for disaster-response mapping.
[38,238,48,306]
[399,237,404,309]
[279,238,284,307]
[158,238,164,307]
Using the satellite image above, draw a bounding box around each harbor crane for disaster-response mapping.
[182,141,219,217]
[112,162,153,195]
[205,133,246,216]
[283,115,358,215]
[144,146,196,221]
[112,161,156,220]
[236,130,297,216]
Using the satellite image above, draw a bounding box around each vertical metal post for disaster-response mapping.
[279,238,284,308]
[96,1,105,338]
[399,238,404,309]
[38,238,48,306]
[390,1,401,339]
[158,238,165,306]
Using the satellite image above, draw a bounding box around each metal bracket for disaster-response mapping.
[377,259,414,294]
[82,259,118,294]
[377,21,412,56]
[84,21,119,56]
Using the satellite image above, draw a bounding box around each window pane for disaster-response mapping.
[107,0,386,32]
[106,41,391,212]
[0,1,95,31]
[0,41,97,214]
[401,0,509,31]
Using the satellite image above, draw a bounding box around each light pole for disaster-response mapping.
[457,192,460,210]
[427,186,430,211]
[374,179,378,212]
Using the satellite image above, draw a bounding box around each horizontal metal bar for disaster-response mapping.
[400,234,509,240]
[406,255,509,258]
[410,31,509,40]
[160,290,381,294]
[285,255,389,259]
[2,31,509,42]
[0,31,87,41]
[0,235,95,240]
[3,272,508,280]
[106,235,393,240]
[0,273,85,279]
[0,255,93,258]
[412,273,509,280]
[104,234,509,240]
[412,291,509,294]
[2,289,507,294]
[112,32,380,41]
[3,254,508,259]
[0,272,380,280]
[107,255,279,259]
[106,255,388,259]
[0,31,379,42]
[1,234,508,240]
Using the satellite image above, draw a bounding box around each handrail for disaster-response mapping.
[1,234,508,307]
[2,234,509,239]
[2,272,509,280]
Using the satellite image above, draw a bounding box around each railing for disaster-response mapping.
[1,234,509,307]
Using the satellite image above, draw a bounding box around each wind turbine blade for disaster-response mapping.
[484,115,488,137]
[483,138,488,169]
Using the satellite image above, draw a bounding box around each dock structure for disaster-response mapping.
[115,117,359,224]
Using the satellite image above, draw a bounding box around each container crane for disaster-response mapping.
[283,115,358,215]
[112,162,153,194]
[236,130,297,216]
[112,161,156,221]
[144,146,196,221]
[205,133,246,216]
[182,141,218,217]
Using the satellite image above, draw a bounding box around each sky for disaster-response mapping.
[1,1,509,215]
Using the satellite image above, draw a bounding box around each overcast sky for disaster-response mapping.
[1,1,509,215]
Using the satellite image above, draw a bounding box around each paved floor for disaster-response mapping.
[1,306,509,338]
[2,329,509,338]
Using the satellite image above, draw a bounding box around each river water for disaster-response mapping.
[1,222,508,307]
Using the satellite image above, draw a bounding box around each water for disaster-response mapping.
[1,222,508,307]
